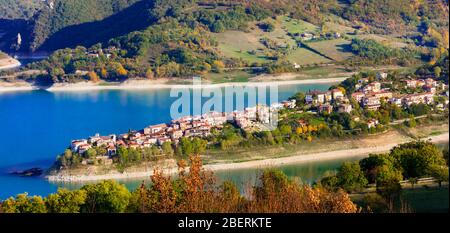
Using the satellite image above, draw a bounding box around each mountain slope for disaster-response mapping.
[37,0,156,51]
[28,0,141,51]
[0,0,45,20]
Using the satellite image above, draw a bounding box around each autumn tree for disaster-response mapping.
[148,168,178,213]
[212,60,225,73]
[127,183,151,213]
[145,68,154,79]
[115,63,128,77]
[87,71,100,82]
[100,67,108,79]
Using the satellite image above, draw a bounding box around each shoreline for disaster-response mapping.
[46,132,449,183]
[0,76,346,93]
[0,58,21,71]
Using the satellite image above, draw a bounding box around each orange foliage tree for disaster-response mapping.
[131,155,359,213]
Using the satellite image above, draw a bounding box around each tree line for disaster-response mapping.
[320,141,449,212]
[1,155,358,213]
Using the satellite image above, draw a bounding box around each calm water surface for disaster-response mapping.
[0,83,335,199]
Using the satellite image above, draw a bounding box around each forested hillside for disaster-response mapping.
[28,0,141,51]
[2,0,448,53]
[1,0,448,84]
[341,0,449,34]
[0,0,45,20]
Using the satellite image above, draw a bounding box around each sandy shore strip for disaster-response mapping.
[0,76,346,93]
[205,133,449,171]
[0,58,21,71]
[45,77,347,92]
[0,80,39,93]
[46,132,449,182]
[0,75,347,93]
[0,85,38,92]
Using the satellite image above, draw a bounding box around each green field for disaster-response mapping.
[402,186,449,213]
[286,47,331,65]
[297,65,349,76]
[280,15,318,35]
[214,16,412,67]
[307,38,354,61]
[324,14,356,35]
[355,34,410,48]
[214,17,301,64]
[203,70,255,83]
[324,22,355,35]
[215,30,269,63]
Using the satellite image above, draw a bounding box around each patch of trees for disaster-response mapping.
[341,0,449,34]
[38,0,155,52]
[416,53,449,84]
[109,19,222,78]
[192,5,270,33]
[0,155,358,213]
[28,45,134,83]
[349,38,419,65]
[0,0,44,20]
[321,141,449,212]
[27,0,142,51]
[258,22,275,32]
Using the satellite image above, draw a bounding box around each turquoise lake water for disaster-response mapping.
[0,83,337,199]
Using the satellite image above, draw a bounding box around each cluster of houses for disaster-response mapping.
[69,99,297,158]
[352,74,446,111]
[85,46,117,59]
[67,72,448,163]
[304,72,448,129]
[351,77,393,111]
[305,88,352,115]
[298,31,341,41]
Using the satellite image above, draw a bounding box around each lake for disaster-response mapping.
[0,82,335,199]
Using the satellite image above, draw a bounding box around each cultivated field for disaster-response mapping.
[286,47,331,65]
[215,30,269,63]
[203,70,254,83]
[306,38,354,61]
[214,15,413,68]
[280,15,318,35]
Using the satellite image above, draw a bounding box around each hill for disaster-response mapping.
[0,0,446,84]
[2,0,447,53]
[0,0,45,20]
[341,0,449,34]
[28,0,142,52]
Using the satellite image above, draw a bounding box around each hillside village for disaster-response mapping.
[68,98,296,165]
[63,71,449,167]
[308,72,448,115]
[306,72,448,128]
